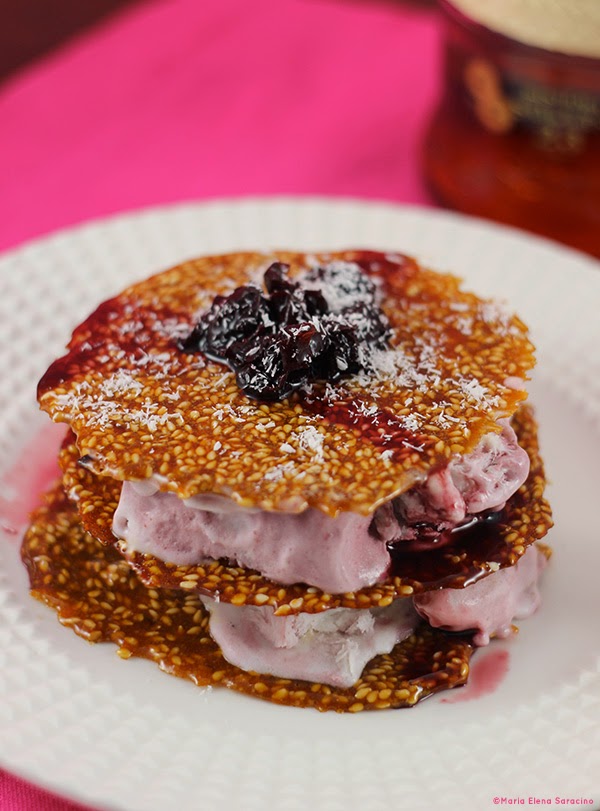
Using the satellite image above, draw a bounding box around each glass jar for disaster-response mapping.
[423,0,600,257]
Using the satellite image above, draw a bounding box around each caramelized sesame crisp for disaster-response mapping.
[38,251,535,516]
[21,483,474,711]
[59,404,552,612]
[25,250,554,713]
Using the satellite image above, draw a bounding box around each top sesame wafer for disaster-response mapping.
[38,250,535,516]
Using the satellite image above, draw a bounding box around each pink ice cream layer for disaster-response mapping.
[201,595,419,689]
[413,545,548,645]
[115,495,387,594]
[372,420,530,541]
[203,546,546,687]
[112,422,530,593]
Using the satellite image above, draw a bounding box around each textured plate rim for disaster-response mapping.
[1,196,599,811]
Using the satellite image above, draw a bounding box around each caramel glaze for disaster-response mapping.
[21,483,474,712]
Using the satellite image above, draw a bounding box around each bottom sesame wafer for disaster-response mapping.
[21,482,474,712]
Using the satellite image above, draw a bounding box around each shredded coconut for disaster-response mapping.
[53,377,184,432]
[99,369,143,397]
[294,425,325,463]
[456,377,499,409]
[479,301,512,330]
[449,301,470,313]
[401,413,423,433]
[255,420,276,433]
[264,461,297,482]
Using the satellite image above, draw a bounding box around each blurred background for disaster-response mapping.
[1,0,598,258]
[0,0,141,82]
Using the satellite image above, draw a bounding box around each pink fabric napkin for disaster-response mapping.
[0,0,439,254]
[0,773,90,811]
[0,0,439,807]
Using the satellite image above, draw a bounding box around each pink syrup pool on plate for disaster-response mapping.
[442,647,510,703]
[0,422,64,537]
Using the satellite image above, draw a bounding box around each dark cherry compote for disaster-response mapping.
[179,262,391,400]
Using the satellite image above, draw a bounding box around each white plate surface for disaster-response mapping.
[1,198,599,811]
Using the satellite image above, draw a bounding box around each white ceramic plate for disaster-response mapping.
[1,198,599,811]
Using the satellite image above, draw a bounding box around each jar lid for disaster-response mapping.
[445,0,600,59]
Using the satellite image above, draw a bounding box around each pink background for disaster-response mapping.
[0,0,439,807]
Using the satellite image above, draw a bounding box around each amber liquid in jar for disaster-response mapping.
[423,0,600,258]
